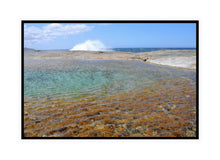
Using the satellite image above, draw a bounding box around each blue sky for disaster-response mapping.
[24,23,196,50]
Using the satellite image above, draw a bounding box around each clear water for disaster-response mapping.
[24,59,196,99]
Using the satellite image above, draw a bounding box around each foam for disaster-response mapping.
[70,40,107,51]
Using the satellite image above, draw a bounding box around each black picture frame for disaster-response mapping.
[22,20,199,139]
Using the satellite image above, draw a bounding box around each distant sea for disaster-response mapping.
[24,47,196,53]
[111,48,196,53]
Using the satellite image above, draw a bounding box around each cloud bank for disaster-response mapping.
[24,23,94,46]
[70,40,107,51]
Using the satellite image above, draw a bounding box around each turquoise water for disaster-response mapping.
[24,59,196,99]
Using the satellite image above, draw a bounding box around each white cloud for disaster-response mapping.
[24,23,94,46]
[70,40,107,51]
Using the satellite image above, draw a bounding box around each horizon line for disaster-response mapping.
[24,47,196,50]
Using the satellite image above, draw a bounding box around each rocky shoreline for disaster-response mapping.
[24,49,196,70]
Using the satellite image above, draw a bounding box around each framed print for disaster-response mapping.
[22,20,198,139]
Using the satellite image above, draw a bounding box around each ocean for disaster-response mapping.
[111,48,196,53]
[30,48,196,53]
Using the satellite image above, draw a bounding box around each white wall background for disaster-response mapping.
[0,0,219,160]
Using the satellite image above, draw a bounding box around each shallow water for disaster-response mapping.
[24,59,197,137]
[24,59,195,99]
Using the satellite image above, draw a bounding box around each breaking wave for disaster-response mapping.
[70,40,108,51]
